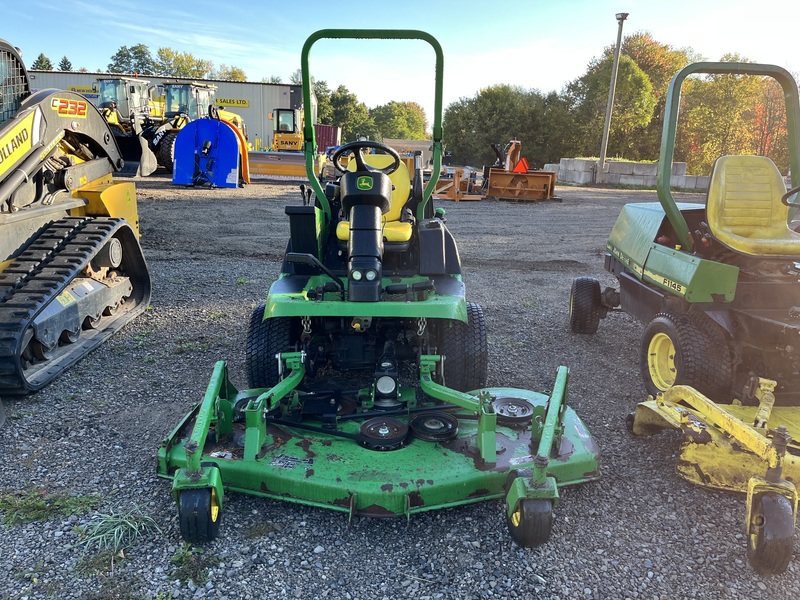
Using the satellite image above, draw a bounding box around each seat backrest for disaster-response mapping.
[706,155,796,255]
[347,154,411,223]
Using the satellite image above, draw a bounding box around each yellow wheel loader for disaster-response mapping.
[96,76,165,176]
[146,82,246,174]
[0,38,152,402]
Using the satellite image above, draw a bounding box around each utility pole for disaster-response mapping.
[597,12,629,184]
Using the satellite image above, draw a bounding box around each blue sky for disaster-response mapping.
[6,0,797,124]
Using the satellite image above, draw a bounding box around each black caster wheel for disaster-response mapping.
[747,492,794,575]
[506,497,553,548]
[178,488,221,543]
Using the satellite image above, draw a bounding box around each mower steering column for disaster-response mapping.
[340,169,393,302]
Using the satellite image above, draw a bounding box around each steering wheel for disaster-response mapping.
[782,184,800,207]
[331,140,401,175]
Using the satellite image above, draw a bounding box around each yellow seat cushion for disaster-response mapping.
[336,153,412,243]
[706,155,800,256]
[336,219,413,243]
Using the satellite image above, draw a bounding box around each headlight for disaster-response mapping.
[376,375,396,396]
[352,270,363,281]
[365,270,377,281]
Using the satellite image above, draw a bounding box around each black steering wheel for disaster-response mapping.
[331,140,401,175]
[782,184,800,207]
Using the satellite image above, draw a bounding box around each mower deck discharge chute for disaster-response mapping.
[571,61,800,574]
[158,29,600,547]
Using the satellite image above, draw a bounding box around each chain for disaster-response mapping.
[301,316,312,342]
[416,317,427,337]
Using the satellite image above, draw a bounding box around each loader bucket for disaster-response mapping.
[116,135,158,177]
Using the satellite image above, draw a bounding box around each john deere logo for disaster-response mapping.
[357,176,373,190]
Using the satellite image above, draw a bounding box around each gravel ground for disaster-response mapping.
[1,175,798,599]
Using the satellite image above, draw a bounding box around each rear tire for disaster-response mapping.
[159,132,178,173]
[569,277,601,334]
[640,313,731,399]
[438,302,488,391]
[178,488,220,544]
[246,304,296,388]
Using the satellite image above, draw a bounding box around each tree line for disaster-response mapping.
[443,32,793,176]
[28,34,794,174]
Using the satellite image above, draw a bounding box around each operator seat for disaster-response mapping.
[336,154,413,250]
[706,155,800,257]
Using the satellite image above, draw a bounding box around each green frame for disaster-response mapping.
[300,29,444,223]
[656,62,800,252]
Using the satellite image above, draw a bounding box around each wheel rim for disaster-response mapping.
[647,332,676,391]
[210,488,220,523]
[510,505,522,528]
[568,290,574,320]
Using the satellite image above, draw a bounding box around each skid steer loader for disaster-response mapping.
[0,38,152,406]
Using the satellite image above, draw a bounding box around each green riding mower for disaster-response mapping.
[570,62,800,573]
[158,29,600,547]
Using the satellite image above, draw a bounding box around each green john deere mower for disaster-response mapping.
[570,62,800,573]
[158,29,600,546]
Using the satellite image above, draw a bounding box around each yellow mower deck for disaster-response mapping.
[631,384,800,574]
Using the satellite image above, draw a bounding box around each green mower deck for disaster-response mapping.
[158,356,600,545]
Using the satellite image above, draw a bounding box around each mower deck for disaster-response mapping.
[630,384,800,574]
[158,359,600,520]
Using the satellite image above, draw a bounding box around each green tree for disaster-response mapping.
[752,77,789,172]
[262,75,283,83]
[314,80,333,124]
[58,56,72,71]
[107,44,155,75]
[675,54,764,173]
[443,84,559,168]
[215,64,247,81]
[609,32,694,160]
[155,47,213,78]
[372,101,428,140]
[330,85,376,142]
[31,53,53,70]
[290,68,303,85]
[566,54,657,158]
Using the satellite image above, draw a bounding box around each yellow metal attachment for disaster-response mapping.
[745,476,798,535]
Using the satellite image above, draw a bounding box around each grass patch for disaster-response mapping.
[79,577,146,600]
[132,330,153,350]
[76,549,127,577]
[244,521,279,539]
[235,277,248,285]
[170,544,219,585]
[172,337,210,355]
[77,506,162,555]
[0,488,100,525]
